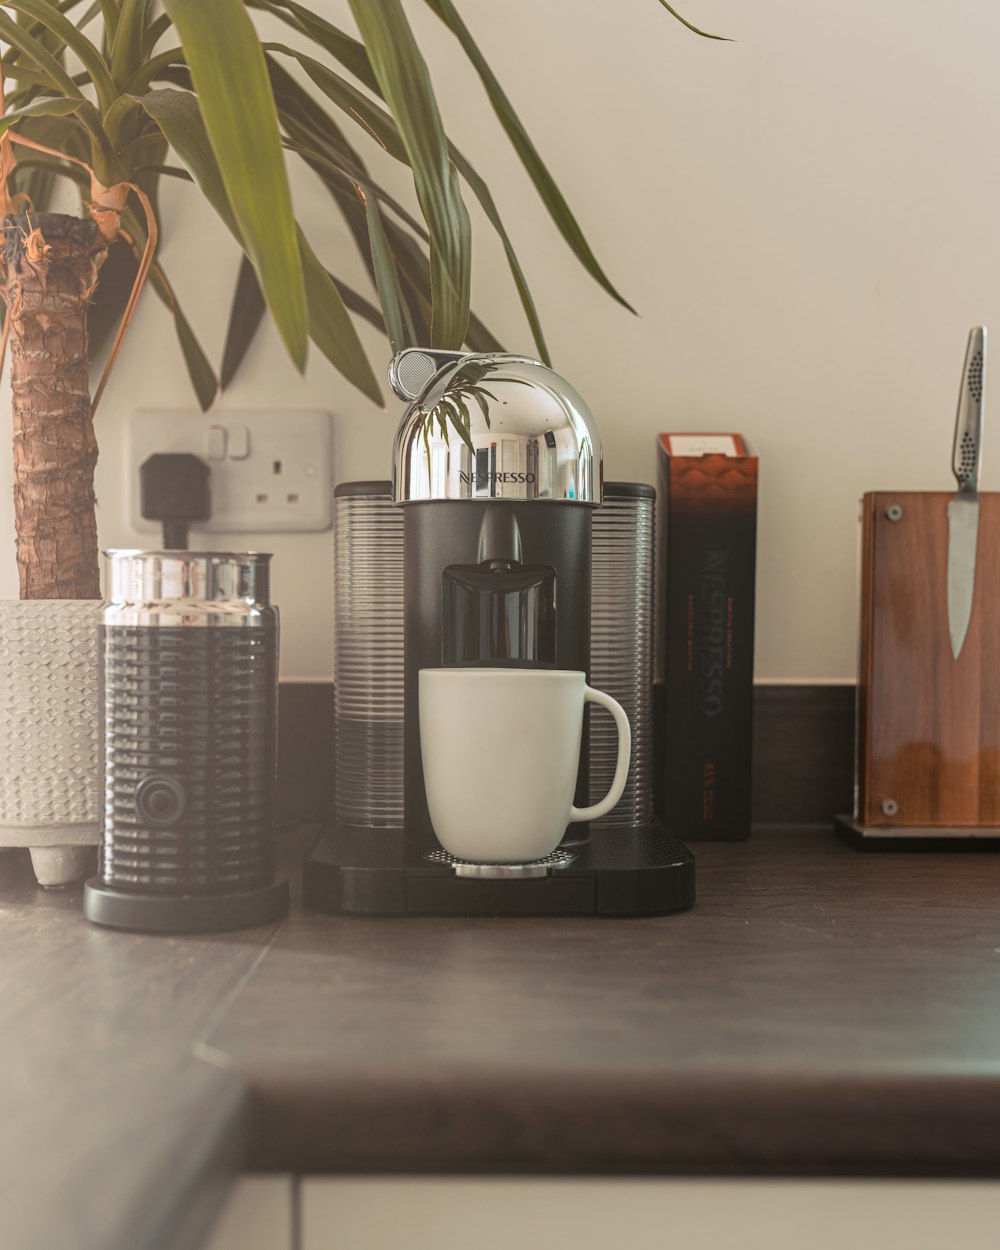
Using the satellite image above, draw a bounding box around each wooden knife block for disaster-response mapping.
[854,490,1000,833]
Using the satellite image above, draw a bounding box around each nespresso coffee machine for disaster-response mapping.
[303,350,694,915]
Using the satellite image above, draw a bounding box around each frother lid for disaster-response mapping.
[389,350,602,505]
[103,550,272,609]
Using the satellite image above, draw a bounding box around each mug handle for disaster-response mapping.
[568,686,632,823]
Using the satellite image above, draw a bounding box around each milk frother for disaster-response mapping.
[84,550,288,931]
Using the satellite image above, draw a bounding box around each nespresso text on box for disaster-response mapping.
[655,434,758,841]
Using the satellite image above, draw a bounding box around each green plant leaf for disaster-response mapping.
[143,11,172,56]
[118,122,176,164]
[378,224,432,344]
[450,148,548,363]
[220,253,266,390]
[249,0,379,92]
[133,163,191,181]
[223,255,388,386]
[465,311,503,354]
[88,235,137,363]
[269,43,543,360]
[141,264,219,411]
[131,87,238,231]
[0,10,82,100]
[421,0,636,314]
[655,1,732,41]
[298,228,382,406]
[98,213,219,411]
[163,0,309,370]
[101,93,143,146]
[0,64,63,86]
[74,0,104,33]
[0,9,121,180]
[2,0,118,111]
[131,261,219,414]
[123,45,185,94]
[9,129,57,211]
[330,272,383,333]
[11,153,90,205]
[267,52,502,356]
[172,299,219,412]
[348,0,470,349]
[266,48,429,243]
[109,0,150,85]
[267,56,431,342]
[289,142,427,242]
[364,191,414,355]
[0,97,81,136]
[266,55,380,268]
[133,87,378,400]
[93,0,118,29]
[273,54,483,351]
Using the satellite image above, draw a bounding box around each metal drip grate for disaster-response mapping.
[422,847,577,879]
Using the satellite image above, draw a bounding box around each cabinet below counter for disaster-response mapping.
[206,1176,1000,1250]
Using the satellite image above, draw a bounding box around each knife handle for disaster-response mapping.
[953,327,986,493]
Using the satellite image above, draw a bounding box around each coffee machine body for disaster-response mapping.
[303,351,695,916]
[390,351,601,846]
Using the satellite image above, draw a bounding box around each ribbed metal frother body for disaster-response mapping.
[590,483,655,829]
[333,483,405,829]
[100,551,278,894]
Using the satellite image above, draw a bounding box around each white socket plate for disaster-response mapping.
[127,409,333,533]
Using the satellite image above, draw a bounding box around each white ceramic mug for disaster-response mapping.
[419,668,631,863]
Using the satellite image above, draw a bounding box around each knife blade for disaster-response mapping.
[947,326,986,660]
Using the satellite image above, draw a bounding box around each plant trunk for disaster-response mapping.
[1,212,106,599]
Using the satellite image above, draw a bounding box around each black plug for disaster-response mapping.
[140,453,211,550]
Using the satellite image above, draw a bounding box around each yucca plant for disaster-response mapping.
[0,0,721,599]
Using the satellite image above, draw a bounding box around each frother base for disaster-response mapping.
[302,824,695,917]
[83,877,290,932]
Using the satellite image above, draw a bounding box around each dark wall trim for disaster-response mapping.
[751,684,855,825]
[276,683,334,826]
[278,683,856,828]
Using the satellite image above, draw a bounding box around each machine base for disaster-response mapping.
[302,824,695,917]
[835,814,1000,850]
[83,876,290,932]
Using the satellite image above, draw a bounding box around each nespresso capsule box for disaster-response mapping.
[655,434,758,840]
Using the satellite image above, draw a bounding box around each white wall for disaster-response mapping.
[3,0,999,680]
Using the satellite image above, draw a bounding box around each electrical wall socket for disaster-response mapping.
[128,410,333,533]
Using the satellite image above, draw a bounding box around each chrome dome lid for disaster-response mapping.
[389,349,603,505]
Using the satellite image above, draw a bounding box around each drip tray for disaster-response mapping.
[303,824,695,917]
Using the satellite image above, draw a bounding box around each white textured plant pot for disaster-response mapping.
[0,600,101,886]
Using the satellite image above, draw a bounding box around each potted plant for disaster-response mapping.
[0,0,720,884]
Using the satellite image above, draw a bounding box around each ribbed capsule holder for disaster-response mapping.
[590,483,656,830]
[333,482,404,831]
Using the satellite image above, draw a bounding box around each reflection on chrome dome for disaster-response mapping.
[390,351,602,505]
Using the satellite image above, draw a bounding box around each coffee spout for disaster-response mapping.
[476,506,523,566]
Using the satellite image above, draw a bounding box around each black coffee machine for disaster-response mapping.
[303,351,694,915]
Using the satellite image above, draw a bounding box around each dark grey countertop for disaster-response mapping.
[5,826,1000,1250]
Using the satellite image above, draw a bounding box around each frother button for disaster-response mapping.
[135,775,187,827]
